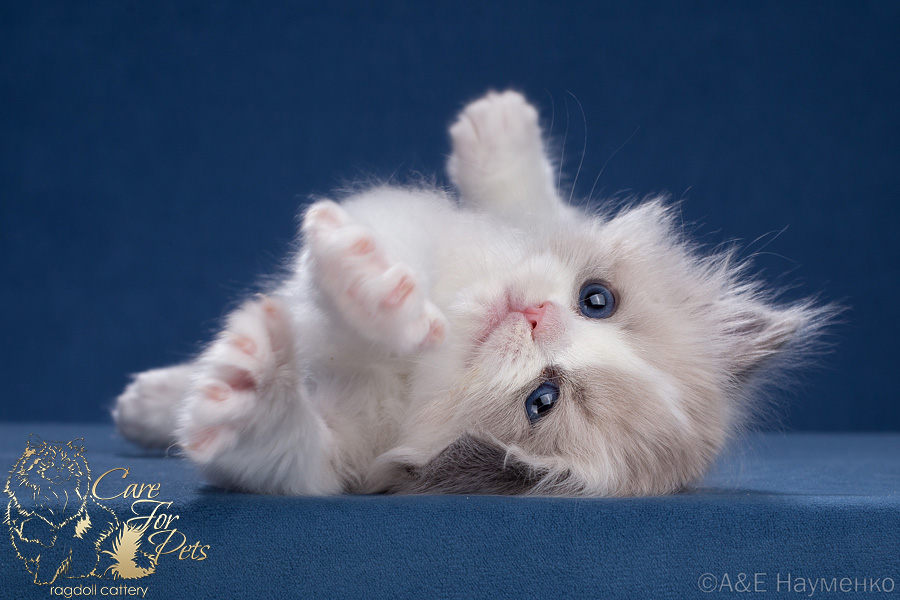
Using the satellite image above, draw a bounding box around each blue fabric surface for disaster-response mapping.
[2,424,898,599]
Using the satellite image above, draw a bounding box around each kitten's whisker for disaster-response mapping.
[557,95,570,198]
[544,90,556,148]
[746,226,789,256]
[748,250,798,265]
[565,91,587,206]
[588,125,640,203]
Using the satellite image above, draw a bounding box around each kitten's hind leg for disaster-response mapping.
[448,90,563,222]
[114,364,193,448]
[178,295,341,495]
[302,200,447,355]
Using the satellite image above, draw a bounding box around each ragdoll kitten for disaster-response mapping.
[114,91,824,496]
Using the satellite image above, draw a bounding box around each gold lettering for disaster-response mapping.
[91,468,162,500]
[126,499,173,529]
[92,468,129,499]
[195,543,209,560]
[122,482,161,499]
[148,528,187,562]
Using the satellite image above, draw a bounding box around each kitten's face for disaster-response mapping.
[372,202,810,495]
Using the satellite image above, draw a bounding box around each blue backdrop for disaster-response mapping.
[1,1,897,430]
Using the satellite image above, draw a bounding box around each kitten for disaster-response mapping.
[114,91,826,496]
[5,436,119,584]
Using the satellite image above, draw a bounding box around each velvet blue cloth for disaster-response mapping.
[2,424,898,599]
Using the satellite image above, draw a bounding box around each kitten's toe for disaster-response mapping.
[302,200,350,236]
[370,263,426,317]
[415,301,448,350]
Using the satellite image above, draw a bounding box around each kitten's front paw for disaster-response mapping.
[179,296,296,463]
[303,201,447,354]
[448,90,547,192]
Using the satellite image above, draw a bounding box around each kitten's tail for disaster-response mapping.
[112,364,193,449]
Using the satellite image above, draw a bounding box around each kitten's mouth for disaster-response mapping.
[470,291,565,361]
[473,292,533,349]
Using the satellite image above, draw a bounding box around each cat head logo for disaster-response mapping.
[5,435,158,585]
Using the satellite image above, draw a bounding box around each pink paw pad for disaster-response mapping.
[349,236,376,255]
[204,383,230,403]
[381,275,416,308]
[304,202,346,230]
[232,335,257,356]
[188,427,219,453]
[425,318,446,346]
[222,366,256,392]
[262,297,280,316]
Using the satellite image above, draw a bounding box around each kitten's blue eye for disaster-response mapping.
[578,283,616,319]
[525,382,560,424]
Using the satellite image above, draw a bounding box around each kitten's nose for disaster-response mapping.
[522,303,548,331]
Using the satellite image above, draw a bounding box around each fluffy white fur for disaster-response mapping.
[114,91,826,496]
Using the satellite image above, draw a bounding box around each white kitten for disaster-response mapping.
[114,91,826,496]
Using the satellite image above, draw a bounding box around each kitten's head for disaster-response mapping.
[369,199,827,496]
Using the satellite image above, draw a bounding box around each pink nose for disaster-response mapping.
[522,303,548,331]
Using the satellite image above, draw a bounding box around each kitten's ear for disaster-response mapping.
[67,438,85,453]
[26,434,43,449]
[366,434,555,495]
[723,301,819,380]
